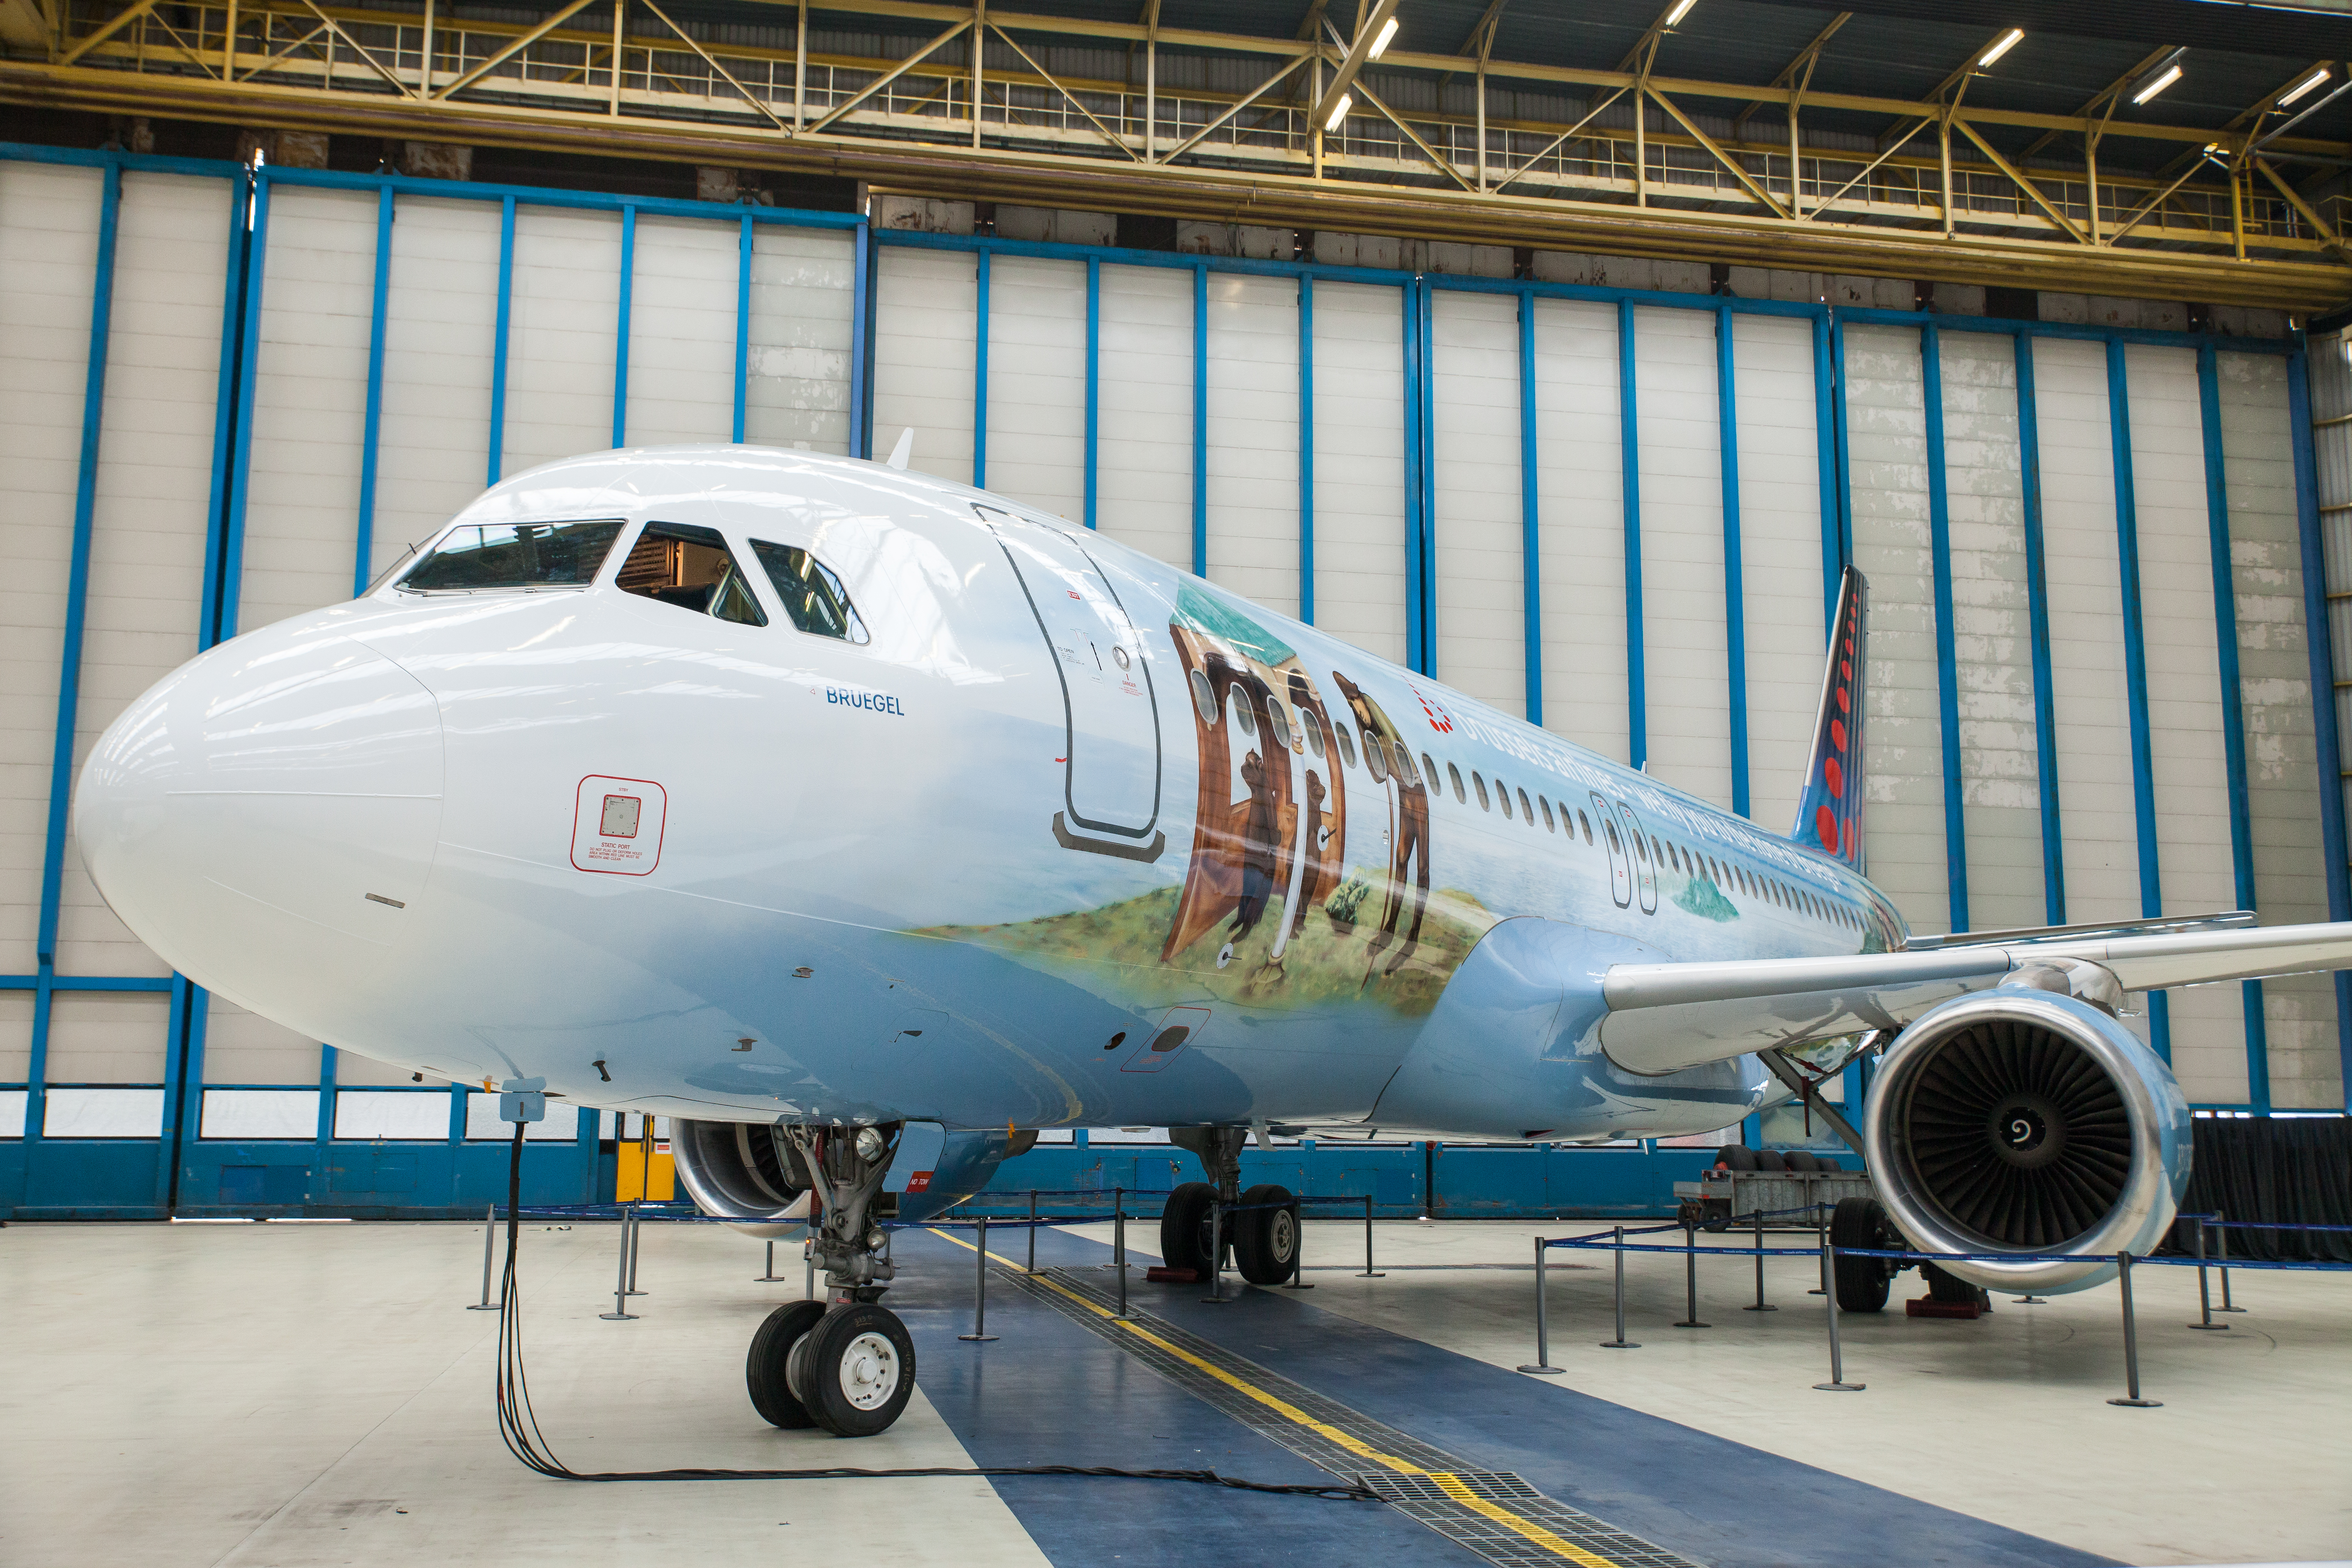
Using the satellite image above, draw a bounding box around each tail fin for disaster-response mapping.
[1791,566,1867,869]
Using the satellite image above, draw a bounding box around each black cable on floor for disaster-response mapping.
[491,1124,1372,1501]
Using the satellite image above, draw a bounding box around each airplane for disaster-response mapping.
[73,442,2352,1439]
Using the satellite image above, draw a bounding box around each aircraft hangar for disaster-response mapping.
[4,2,2352,1565]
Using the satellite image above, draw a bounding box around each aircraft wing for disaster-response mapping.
[1598,918,2352,1075]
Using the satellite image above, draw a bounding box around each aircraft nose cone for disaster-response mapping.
[76,620,444,1035]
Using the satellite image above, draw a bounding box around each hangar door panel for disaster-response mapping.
[1312,282,1408,665]
[1635,306,1729,808]
[744,224,855,454]
[1730,312,1823,826]
[873,246,977,488]
[1532,297,1627,763]
[1096,263,1193,570]
[1207,272,1300,617]
[1432,289,1523,716]
[987,255,1087,520]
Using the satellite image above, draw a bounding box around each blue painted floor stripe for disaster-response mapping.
[892,1225,2117,1568]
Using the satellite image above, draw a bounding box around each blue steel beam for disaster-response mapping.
[353,185,393,596]
[1418,280,1438,678]
[2197,343,2271,1112]
[2014,331,2068,925]
[849,219,874,459]
[975,248,991,489]
[1716,303,1748,818]
[1297,273,1313,617]
[733,212,753,444]
[486,194,515,486]
[1192,262,1208,579]
[2105,338,2171,1063]
[2288,342,2352,1110]
[1520,287,1542,726]
[1085,256,1100,530]
[612,204,634,448]
[1620,298,1645,768]
[1921,322,1970,934]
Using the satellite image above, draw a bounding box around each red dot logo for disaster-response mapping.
[1816,805,1840,854]
[1824,756,1844,796]
[1831,717,1847,750]
[1835,686,1849,714]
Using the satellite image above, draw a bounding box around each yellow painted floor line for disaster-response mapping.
[1428,1473,1621,1568]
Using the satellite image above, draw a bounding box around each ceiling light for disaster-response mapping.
[2280,66,2331,106]
[1665,0,1697,25]
[1978,28,2023,67]
[1324,93,1353,132]
[2132,63,2182,105]
[1367,15,1399,59]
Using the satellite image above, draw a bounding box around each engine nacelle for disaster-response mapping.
[669,1118,1024,1235]
[1862,988,2192,1295]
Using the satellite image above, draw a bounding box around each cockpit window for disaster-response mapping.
[751,540,868,644]
[616,522,767,626]
[397,519,624,593]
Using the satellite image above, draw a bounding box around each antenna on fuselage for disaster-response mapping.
[885,427,914,470]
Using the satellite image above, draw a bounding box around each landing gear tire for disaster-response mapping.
[1234,1184,1298,1285]
[1921,1262,1989,1309]
[797,1303,916,1437]
[1830,1197,1897,1313]
[746,1300,828,1428]
[1161,1181,1217,1275]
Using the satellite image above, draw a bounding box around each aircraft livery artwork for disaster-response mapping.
[74,444,2352,1437]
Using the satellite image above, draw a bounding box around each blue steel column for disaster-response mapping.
[611,204,635,448]
[2015,331,2067,924]
[1298,273,1313,617]
[1418,279,1438,678]
[486,193,515,486]
[1619,298,1645,768]
[26,157,124,1161]
[352,184,393,595]
[1520,286,1542,725]
[2197,343,2269,1111]
[1716,303,1748,816]
[975,248,992,489]
[1192,261,1208,578]
[847,219,872,459]
[1922,322,1970,933]
[732,211,753,443]
[2287,342,2352,1109]
[2106,337,2170,1063]
[1084,256,1100,529]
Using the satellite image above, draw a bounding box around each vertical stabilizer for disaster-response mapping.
[1791,566,1868,869]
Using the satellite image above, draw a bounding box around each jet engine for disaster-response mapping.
[1861,984,2192,1295]
[670,1118,1028,1234]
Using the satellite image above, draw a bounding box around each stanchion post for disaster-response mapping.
[1744,1206,1775,1311]
[1202,1197,1226,1303]
[1358,1193,1385,1278]
[466,1203,499,1310]
[1282,1197,1313,1289]
[2189,1215,2226,1330]
[598,1211,639,1320]
[756,1238,788,1283]
[1807,1202,1826,1294]
[1600,1225,1640,1349]
[622,1204,645,1296]
[2214,1210,2244,1312]
[1519,1235,1564,1374]
[1813,1229,1863,1390]
[1113,1188,1132,1319]
[2107,1251,2160,1407]
[959,1215,998,1342]
[1027,1189,1038,1273]
[1674,1219,1709,1328]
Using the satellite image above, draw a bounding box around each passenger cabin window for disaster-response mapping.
[1473,773,1490,810]
[618,522,766,625]
[399,518,625,593]
[751,540,867,642]
[1333,723,1359,769]
[1540,796,1555,831]
[1448,763,1467,803]
[1497,780,1513,819]
[1393,746,1421,788]
[1578,810,1592,843]
[1363,731,1389,783]
[1421,753,1439,791]
[1517,788,1534,825]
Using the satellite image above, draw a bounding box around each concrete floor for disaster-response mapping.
[3,1217,2345,1568]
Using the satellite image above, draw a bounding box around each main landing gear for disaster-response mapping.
[1162,1127,1299,1286]
[745,1124,918,1437]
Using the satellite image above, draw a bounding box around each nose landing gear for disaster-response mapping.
[746,1124,918,1437]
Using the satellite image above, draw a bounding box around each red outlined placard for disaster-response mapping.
[572,776,667,875]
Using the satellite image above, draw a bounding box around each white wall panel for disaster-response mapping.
[1844,325,1949,932]
[203,993,320,1085]
[1938,330,2044,932]
[873,246,976,488]
[1432,291,1522,714]
[1096,264,1193,572]
[241,186,374,635]
[374,198,498,583]
[1635,307,1729,807]
[1206,273,1300,617]
[2128,344,2246,1101]
[0,160,101,978]
[2220,352,2338,1106]
[1532,298,1624,761]
[987,255,1087,522]
[504,206,620,478]
[41,991,169,1083]
[1733,314,1823,827]
[0,991,30,1081]
[56,174,227,985]
[624,216,737,448]
[745,225,854,454]
[1309,282,1406,663]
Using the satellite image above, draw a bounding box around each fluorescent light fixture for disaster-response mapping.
[2281,66,2331,106]
[2132,63,2182,105]
[1367,15,1399,59]
[1978,28,2023,67]
[1324,93,1354,132]
[1665,0,1697,25]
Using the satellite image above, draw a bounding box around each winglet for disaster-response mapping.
[1791,566,1867,869]
[885,427,914,469]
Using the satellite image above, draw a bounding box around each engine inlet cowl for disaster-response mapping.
[1863,988,2191,1295]
[670,1118,809,1237]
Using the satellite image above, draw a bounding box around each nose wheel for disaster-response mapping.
[748,1300,916,1438]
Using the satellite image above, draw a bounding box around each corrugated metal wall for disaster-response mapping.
[4,139,2347,1215]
